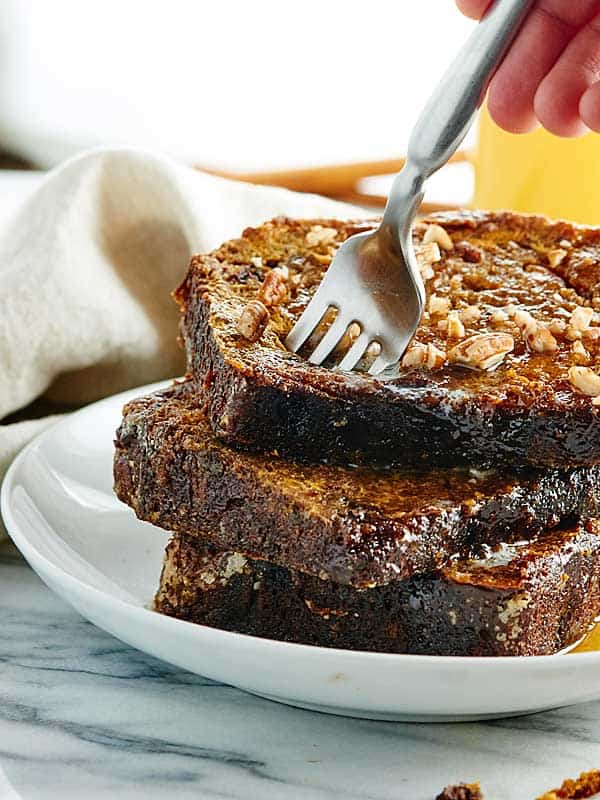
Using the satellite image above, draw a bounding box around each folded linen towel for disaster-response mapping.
[0,148,356,535]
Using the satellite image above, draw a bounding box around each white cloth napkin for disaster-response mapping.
[0,148,356,535]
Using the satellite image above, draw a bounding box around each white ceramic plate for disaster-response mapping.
[3,381,600,722]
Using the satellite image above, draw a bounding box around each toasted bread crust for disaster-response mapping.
[114,383,600,588]
[176,211,600,468]
[155,522,600,656]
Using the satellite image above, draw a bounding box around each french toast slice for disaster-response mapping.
[155,522,600,656]
[114,382,600,589]
[175,211,600,469]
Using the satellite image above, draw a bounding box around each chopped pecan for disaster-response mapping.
[401,344,427,368]
[569,366,600,396]
[490,309,509,324]
[536,769,600,800]
[259,268,288,307]
[455,240,483,263]
[335,322,361,353]
[428,294,451,315]
[460,305,481,325]
[425,343,446,369]
[446,310,465,338]
[401,342,446,370]
[547,248,568,268]
[583,327,600,343]
[570,305,594,332]
[436,782,482,800]
[528,325,558,353]
[571,340,590,364]
[423,223,454,251]
[306,225,338,247]
[448,332,514,371]
[549,318,567,337]
[237,301,269,342]
[415,242,441,280]
[513,309,557,352]
[513,308,537,336]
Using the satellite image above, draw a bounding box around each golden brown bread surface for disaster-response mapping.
[175,211,600,468]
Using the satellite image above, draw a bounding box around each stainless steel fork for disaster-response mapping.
[286,0,535,375]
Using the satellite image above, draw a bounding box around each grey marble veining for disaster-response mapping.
[1,540,599,800]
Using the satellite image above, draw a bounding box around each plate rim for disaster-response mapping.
[3,378,600,671]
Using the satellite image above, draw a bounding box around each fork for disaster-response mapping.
[285,0,535,375]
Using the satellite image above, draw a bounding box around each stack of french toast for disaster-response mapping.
[114,211,600,656]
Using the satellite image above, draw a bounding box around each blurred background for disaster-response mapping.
[0,0,475,209]
[1,0,600,222]
[0,0,474,168]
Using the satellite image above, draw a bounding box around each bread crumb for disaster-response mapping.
[436,781,482,800]
[537,769,600,800]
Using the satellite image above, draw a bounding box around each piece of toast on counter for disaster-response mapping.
[114,381,600,589]
[175,211,600,469]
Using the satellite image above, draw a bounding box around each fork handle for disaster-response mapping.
[405,0,535,181]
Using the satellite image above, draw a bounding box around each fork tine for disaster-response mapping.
[337,332,370,372]
[285,298,332,353]
[308,314,350,365]
[368,351,396,376]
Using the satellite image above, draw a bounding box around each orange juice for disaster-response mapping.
[473,106,600,225]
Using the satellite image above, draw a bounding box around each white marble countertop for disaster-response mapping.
[2,540,600,800]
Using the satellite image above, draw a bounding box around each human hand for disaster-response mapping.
[456,1,600,136]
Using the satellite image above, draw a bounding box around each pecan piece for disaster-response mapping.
[460,305,481,325]
[513,309,557,352]
[572,340,590,364]
[448,332,514,371]
[490,309,509,325]
[569,366,600,397]
[306,225,338,247]
[455,240,483,263]
[401,342,446,370]
[415,242,441,280]
[423,223,454,251]
[259,268,288,307]
[237,301,269,342]
[428,294,451,315]
[547,248,568,268]
[570,306,594,333]
[446,310,465,338]
[528,325,558,353]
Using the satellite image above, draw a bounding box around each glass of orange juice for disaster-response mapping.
[473,106,600,225]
